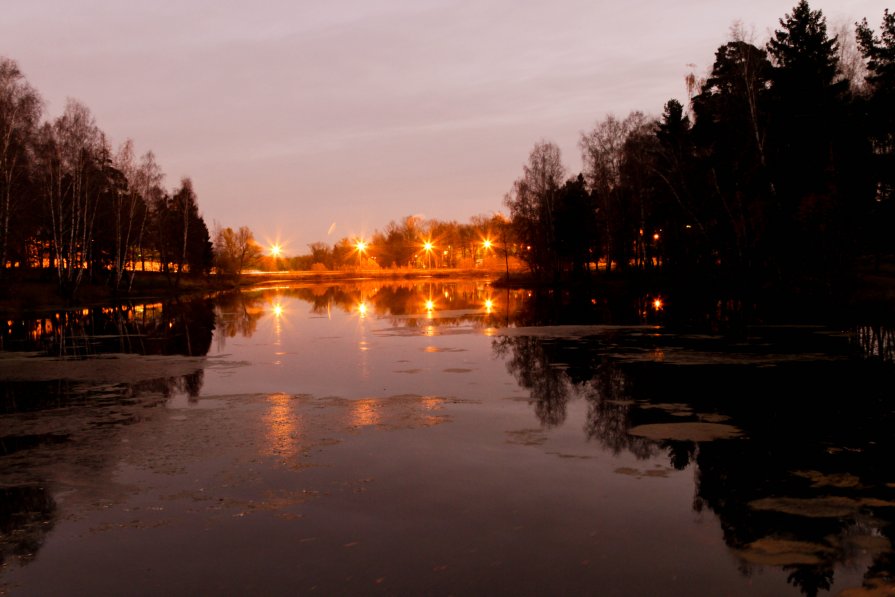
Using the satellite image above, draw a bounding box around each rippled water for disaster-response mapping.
[1,280,894,596]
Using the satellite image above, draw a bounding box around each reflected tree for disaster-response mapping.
[581,365,658,459]
[494,335,571,427]
[0,484,56,569]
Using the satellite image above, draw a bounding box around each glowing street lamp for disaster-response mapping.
[423,241,434,269]
[355,239,368,270]
[267,243,282,272]
[479,238,494,268]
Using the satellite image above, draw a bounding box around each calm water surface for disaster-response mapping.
[1,279,894,596]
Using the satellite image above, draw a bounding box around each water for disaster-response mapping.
[1,279,893,595]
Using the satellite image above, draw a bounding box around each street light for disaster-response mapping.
[480,239,493,268]
[355,239,367,270]
[423,241,434,269]
[269,243,282,271]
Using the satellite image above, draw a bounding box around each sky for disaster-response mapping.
[2,0,891,254]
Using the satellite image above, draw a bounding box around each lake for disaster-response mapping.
[1,279,894,596]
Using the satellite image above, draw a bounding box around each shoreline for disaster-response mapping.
[0,268,507,315]
[2,265,894,323]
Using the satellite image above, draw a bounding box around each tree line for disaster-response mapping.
[7,1,891,297]
[295,213,511,271]
[0,58,213,298]
[504,2,895,298]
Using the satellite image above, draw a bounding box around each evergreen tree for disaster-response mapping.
[857,10,895,264]
[766,1,863,286]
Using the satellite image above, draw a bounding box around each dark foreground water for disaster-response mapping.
[1,280,894,596]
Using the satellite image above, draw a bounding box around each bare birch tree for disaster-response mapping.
[0,57,42,275]
[35,99,105,298]
[112,141,161,289]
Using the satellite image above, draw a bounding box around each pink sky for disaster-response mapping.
[2,0,889,254]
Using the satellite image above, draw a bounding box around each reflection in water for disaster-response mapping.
[852,324,895,363]
[0,485,56,569]
[4,281,895,594]
[493,325,895,596]
[350,398,381,428]
[264,393,301,461]
[493,335,572,427]
[1,297,216,575]
[214,292,264,348]
[2,298,214,357]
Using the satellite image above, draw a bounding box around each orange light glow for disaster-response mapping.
[484,299,494,313]
[653,297,664,311]
[653,233,660,241]
[263,393,299,460]
[355,240,367,253]
[425,299,435,311]
[270,243,282,257]
[351,399,381,428]
[358,301,368,317]
[423,241,433,252]
[483,239,492,250]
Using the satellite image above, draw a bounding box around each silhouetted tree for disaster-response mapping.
[152,178,210,285]
[0,58,42,277]
[34,100,109,298]
[691,40,774,271]
[857,10,895,265]
[214,225,261,277]
[766,1,862,284]
[553,174,597,274]
[504,140,565,276]
[580,112,649,270]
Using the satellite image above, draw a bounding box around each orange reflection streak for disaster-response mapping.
[421,396,446,426]
[263,393,300,461]
[421,396,444,410]
[350,399,381,428]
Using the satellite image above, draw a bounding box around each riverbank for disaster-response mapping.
[3,262,894,322]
